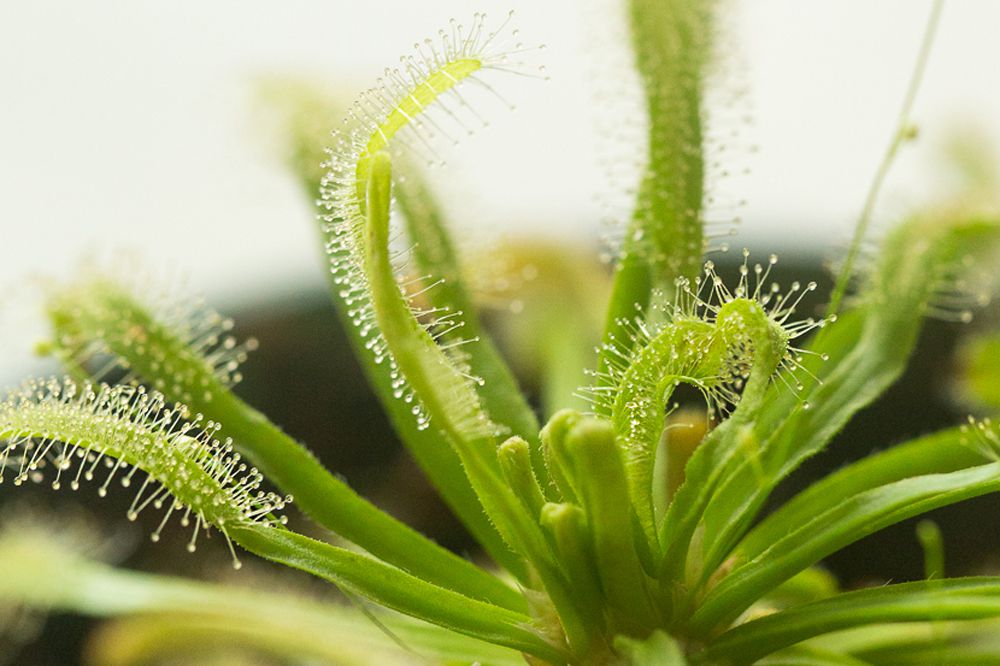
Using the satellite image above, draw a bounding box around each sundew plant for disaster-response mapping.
[4,1,1000,664]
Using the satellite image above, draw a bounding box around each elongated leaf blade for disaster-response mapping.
[394,165,544,479]
[702,578,1000,664]
[736,427,983,565]
[667,217,1000,596]
[42,276,524,610]
[232,524,564,664]
[691,462,1000,634]
[269,76,531,579]
[600,0,715,371]
[0,520,523,666]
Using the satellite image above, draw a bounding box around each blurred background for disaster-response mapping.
[3,0,1000,377]
[3,0,1000,663]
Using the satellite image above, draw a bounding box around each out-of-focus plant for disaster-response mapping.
[5,1,1000,664]
[956,333,1000,411]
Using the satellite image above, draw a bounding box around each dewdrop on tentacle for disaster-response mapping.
[581,250,834,419]
[688,250,835,411]
[41,272,259,405]
[0,377,290,569]
[960,416,1000,462]
[317,12,543,438]
[925,255,994,324]
[579,250,836,541]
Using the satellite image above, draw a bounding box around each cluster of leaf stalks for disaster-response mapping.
[3,1,1000,664]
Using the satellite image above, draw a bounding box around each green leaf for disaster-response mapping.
[682,217,1000,594]
[539,502,608,646]
[700,578,1000,664]
[262,80,509,563]
[85,616,402,666]
[363,152,499,479]
[0,379,542,657]
[363,154,541,571]
[734,428,981,567]
[835,623,1000,665]
[312,38,542,579]
[41,275,524,611]
[803,619,1000,664]
[207,396,524,610]
[656,295,803,596]
[498,437,547,519]
[0,519,523,666]
[394,162,541,451]
[534,302,599,418]
[755,645,871,666]
[0,379,286,549]
[691,462,1000,634]
[855,645,1000,665]
[540,409,584,504]
[599,0,715,374]
[364,156,596,652]
[232,524,565,664]
[563,416,660,634]
[204,383,523,610]
[321,206,526,582]
[672,310,864,587]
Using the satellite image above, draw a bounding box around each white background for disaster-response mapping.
[2,0,999,380]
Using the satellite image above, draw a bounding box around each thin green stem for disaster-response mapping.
[827,0,944,315]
